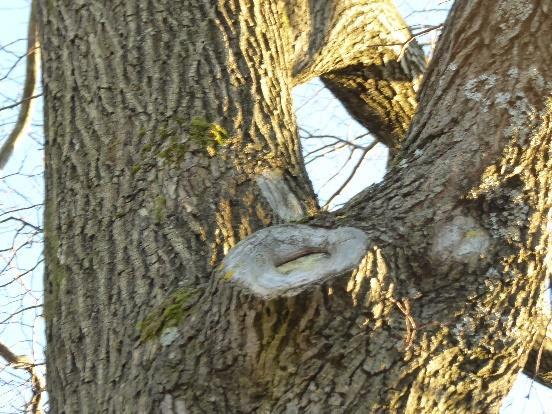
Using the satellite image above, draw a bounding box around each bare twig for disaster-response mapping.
[389,297,417,351]
[0,305,42,325]
[0,258,44,288]
[0,38,27,57]
[530,314,552,384]
[318,147,358,189]
[0,216,42,232]
[0,204,43,217]
[322,140,378,208]
[396,24,443,62]
[0,94,42,113]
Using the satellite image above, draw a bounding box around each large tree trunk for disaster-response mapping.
[39,0,552,413]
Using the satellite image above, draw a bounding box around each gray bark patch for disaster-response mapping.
[432,215,490,264]
[256,170,305,222]
[219,224,369,299]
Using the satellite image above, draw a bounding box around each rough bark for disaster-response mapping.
[40,1,317,412]
[39,0,552,413]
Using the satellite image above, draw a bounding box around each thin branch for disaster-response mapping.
[0,51,28,82]
[405,9,450,18]
[301,130,371,151]
[397,24,443,62]
[0,216,42,232]
[318,146,358,190]
[0,93,42,113]
[0,0,40,170]
[529,314,552,387]
[0,305,42,325]
[304,140,349,160]
[0,38,27,57]
[301,129,372,164]
[322,140,378,208]
[0,258,44,288]
[0,204,43,218]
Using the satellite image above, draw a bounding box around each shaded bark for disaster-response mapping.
[39,0,552,413]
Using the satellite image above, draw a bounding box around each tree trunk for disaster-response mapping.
[39,0,552,413]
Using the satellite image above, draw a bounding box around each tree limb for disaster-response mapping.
[284,0,424,156]
[0,0,39,170]
[0,341,44,413]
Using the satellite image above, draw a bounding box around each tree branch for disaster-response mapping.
[523,310,552,389]
[0,0,39,170]
[284,0,424,156]
[0,341,44,414]
[0,93,42,113]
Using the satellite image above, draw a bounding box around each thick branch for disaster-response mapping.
[321,64,418,156]
[284,0,425,154]
[217,1,552,411]
[287,0,424,84]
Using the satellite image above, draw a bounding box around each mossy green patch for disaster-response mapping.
[158,126,176,141]
[46,0,55,13]
[189,117,211,145]
[137,288,198,341]
[189,116,229,153]
[137,117,229,166]
[221,270,235,281]
[158,141,188,164]
[153,196,167,224]
[141,142,154,155]
[209,123,229,146]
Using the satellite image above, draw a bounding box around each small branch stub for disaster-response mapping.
[219,224,369,299]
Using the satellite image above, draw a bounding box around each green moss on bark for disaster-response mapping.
[153,196,167,224]
[134,117,229,170]
[189,116,229,154]
[137,288,198,341]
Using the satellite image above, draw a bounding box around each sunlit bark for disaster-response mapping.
[39,0,552,412]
